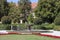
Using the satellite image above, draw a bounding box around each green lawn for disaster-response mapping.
[0,35,60,40]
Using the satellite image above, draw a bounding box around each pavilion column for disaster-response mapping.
[11,21,14,31]
[20,20,23,24]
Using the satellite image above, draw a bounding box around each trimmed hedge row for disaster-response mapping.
[0,23,60,31]
[0,24,11,30]
[32,23,54,30]
[54,25,60,31]
[0,24,27,30]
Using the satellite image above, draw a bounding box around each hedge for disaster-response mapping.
[0,24,11,30]
[54,25,60,31]
[0,23,59,30]
[0,24,27,30]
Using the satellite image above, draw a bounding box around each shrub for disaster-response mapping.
[40,23,54,30]
[33,18,43,25]
[11,23,27,30]
[1,16,11,24]
[54,18,60,25]
[0,24,26,30]
[54,25,60,31]
[31,23,55,30]
[18,24,27,30]
[32,25,41,29]
[0,24,11,30]
[54,13,60,25]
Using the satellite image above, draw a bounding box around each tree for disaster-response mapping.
[0,0,9,21]
[8,2,20,23]
[18,0,31,23]
[1,16,11,24]
[54,13,60,25]
[27,14,34,23]
[34,0,60,23]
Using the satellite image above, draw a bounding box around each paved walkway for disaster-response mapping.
[0,30,60,36]
[41,31,60,36]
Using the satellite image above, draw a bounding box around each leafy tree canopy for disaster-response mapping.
[35,0,60,23]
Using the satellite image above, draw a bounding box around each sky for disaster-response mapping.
[7,0,38,3]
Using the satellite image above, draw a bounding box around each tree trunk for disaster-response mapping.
[11,25,13,31]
